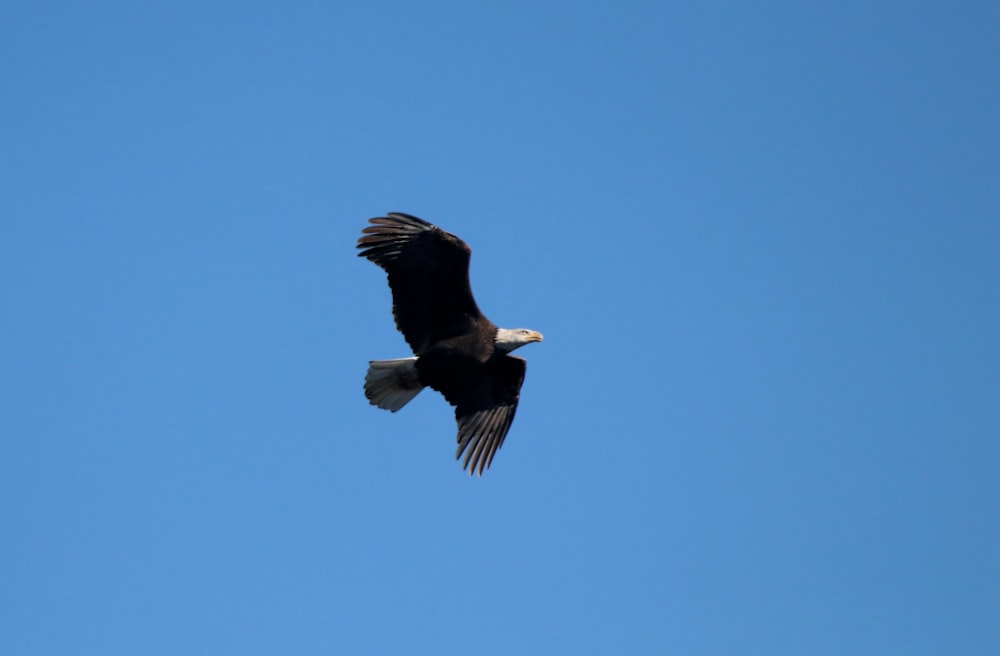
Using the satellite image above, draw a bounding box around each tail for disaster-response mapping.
[364,358,425,412]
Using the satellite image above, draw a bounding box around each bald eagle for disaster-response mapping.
[357,213,543,475]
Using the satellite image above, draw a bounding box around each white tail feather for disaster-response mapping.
[364,358,424,412]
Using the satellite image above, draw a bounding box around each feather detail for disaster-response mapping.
[364,358,424,412]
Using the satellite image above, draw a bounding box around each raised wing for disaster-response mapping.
[357,213,483,354]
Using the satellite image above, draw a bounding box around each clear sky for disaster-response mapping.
[2,1,998,654]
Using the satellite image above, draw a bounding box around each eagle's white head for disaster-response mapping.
[494,328,544,354]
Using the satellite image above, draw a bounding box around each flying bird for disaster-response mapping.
[357,213,543,475]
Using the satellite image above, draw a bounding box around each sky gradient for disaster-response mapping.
[3,2,998,654]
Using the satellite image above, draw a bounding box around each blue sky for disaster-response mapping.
[2,1,998,654]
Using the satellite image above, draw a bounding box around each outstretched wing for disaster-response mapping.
[417,352,527,476]
[454,355,526,475]
[357,213,483,354]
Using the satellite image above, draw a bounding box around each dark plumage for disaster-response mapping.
[357,213,543,475]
